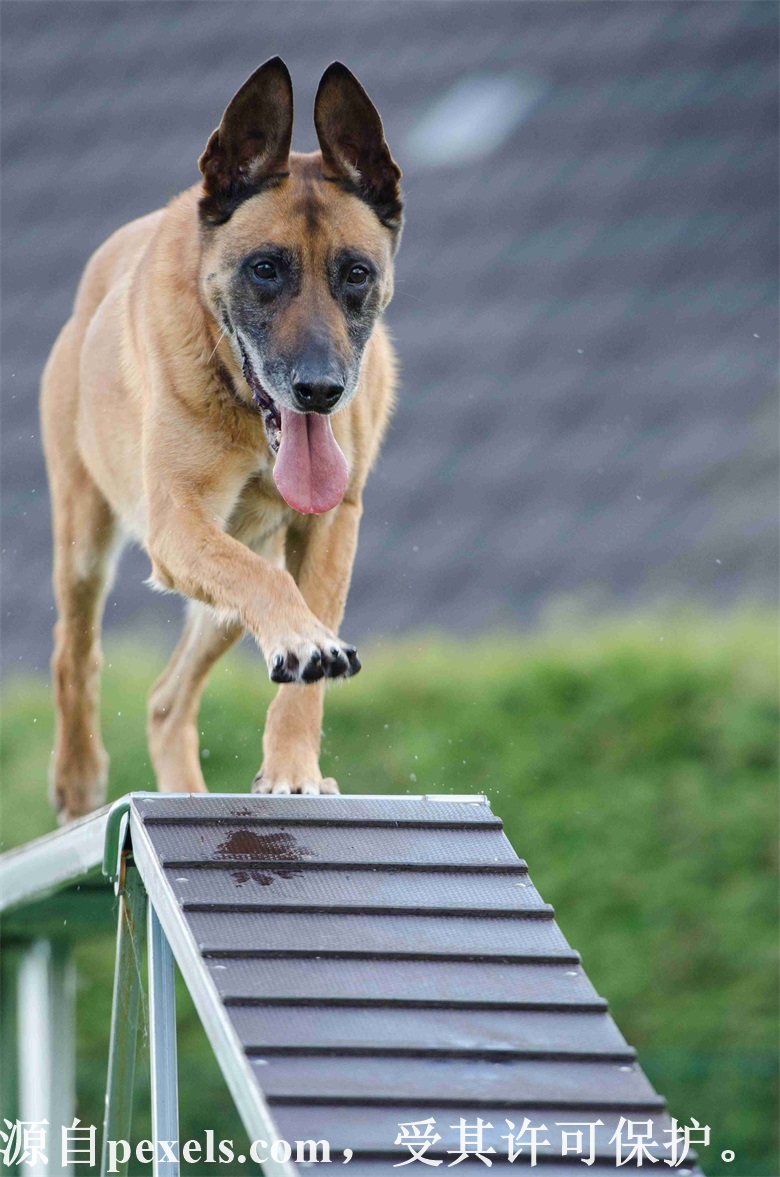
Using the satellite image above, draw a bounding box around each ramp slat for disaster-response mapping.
[226,1006,634,1060]
[268,1104,679,1163]
[207,957,603,1009]
[166,866,551,913]
[187,910,577,960]
[134,795,498,825]
[249,1055,662,1107]
[147,823,518,867]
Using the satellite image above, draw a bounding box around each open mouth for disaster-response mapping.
[237,341,349,516]
[239,344,282,454]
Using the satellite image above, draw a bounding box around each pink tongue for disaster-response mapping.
[273,407,348,514]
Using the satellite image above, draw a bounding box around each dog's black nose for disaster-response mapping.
[293,379,344,413]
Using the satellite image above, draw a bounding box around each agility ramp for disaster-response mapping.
[0,793,703,1176]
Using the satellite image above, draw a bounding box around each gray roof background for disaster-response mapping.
[1,1,777,674]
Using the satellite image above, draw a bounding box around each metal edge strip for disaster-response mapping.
[159,861,527,874]
[240,1045,636,1062]
[134,794,489,803]
[0,806,113,914]
[201,951,581,964]
[181,904,556,918]
[221,998,609,1012]
[141,819,504,829]
[263,1095,667,1111]
[128,805,299,1177]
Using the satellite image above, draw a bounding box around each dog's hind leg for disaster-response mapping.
[42,323,122,822]
[147,603,242,793]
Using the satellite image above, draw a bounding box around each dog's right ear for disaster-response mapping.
[199,57,293,226]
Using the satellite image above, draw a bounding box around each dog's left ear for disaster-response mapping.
[199,56,294,226]
[314,63,403,234]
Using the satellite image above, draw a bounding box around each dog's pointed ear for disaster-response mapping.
[314,62,403,233]
[199,56,293,226]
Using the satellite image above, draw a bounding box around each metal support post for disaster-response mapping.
[0,946,20,1129]
[100,864,147,1177]
[16,939,76,1177]
[147,904,179,1177]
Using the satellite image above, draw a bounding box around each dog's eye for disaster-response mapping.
[346,264,369,286]
[253,260,278,281]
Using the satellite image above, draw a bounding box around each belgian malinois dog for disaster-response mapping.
[40,58,403,821]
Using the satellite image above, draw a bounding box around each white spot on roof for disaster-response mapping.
[405,73,548,168]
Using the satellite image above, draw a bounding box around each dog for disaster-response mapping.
[40,57,403,821]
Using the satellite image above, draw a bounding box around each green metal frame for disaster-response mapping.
[100,863,147,1177]
[102,796,134,889]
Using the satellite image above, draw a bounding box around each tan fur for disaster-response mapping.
[41,146,398,820]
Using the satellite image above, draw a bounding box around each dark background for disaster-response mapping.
[1,0,777,673]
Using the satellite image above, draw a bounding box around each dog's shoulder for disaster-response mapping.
[73,207,166,329]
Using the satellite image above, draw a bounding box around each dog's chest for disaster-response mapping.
[229,467,295,551]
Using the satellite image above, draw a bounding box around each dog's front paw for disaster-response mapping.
[252,771,340,796]
[266,632,361,684]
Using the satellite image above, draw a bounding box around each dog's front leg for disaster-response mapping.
[254,497,362,795]
[146,486,358,683]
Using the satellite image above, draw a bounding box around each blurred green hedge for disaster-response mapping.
[1,610,777,1175]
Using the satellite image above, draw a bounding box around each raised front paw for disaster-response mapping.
[252,771,340,796]
[266,632,361,684]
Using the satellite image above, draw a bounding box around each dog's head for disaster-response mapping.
[197,57,402,514]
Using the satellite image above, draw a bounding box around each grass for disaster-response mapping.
[1,609,777,1175]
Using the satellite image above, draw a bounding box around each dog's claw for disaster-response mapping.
[345,646,361,675]
[327,648,348,678]
[252,772,340,796]
[270,653,292,683]
[302,650,326,683]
